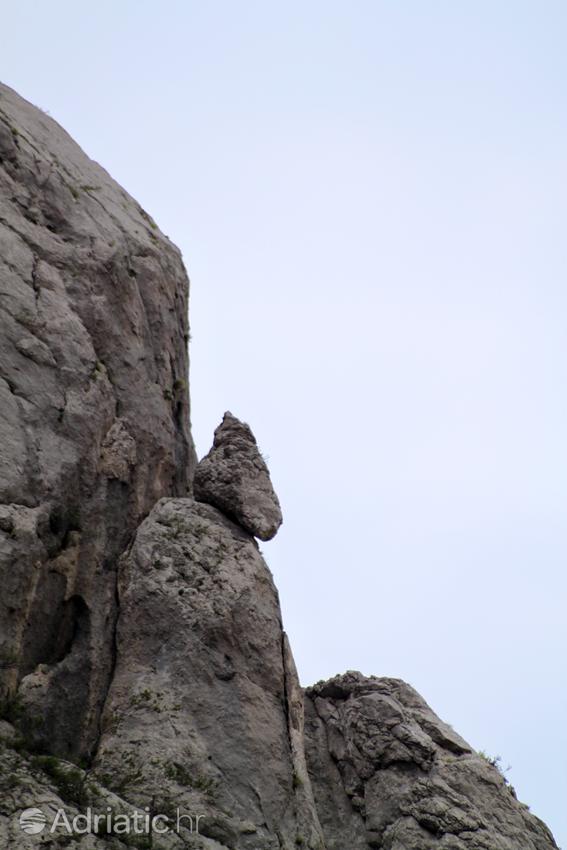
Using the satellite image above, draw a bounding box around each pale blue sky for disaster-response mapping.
[2,2,565,844]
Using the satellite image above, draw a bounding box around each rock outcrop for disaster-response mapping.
[0,81,196,760]
[93,496,323,849]
[0,83,559,850]
[194,412,283,541]
[304,673,557,850]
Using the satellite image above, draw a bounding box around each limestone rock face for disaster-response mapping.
[0,720,186,849]
[304,672,558,850]
[0,81,559,850]
[0,81,196,760]
[194,412,283,541]
[93,496,323,850]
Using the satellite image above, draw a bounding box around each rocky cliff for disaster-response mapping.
[0,83,558,850]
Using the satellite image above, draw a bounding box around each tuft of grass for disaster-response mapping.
[129,689,153,708]
[478,750,511,783]
[137,205,158,230]
[92,360,105,378]
[31,754,86,806]
[164,761,193,785]
[0,649,18,669]
[164,761,218,797]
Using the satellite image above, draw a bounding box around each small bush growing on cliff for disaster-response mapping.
[30,754,86,806]
[478,750,511,784]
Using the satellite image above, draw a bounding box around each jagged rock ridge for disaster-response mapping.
[0,83,559,850]
[305,673,557,850]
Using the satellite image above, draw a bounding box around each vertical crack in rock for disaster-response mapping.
[90,564,122,766]
[281,632,326,849]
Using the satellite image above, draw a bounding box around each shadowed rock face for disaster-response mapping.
[194,412,283,541]
[0,83,559,850]
[0,81,196,759]
[304,672,558,850]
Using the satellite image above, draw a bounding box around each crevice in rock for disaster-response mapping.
[279,628,294,771]
[90,580,120,765]
[49,595,90,667]
[0,374,29,403]
[48,502,81,537]
[21,589,90,676]
[30,254,40,304]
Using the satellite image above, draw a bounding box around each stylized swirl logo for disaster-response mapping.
[19,807,47,834]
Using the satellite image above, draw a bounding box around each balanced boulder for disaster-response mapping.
[194,411,283,541]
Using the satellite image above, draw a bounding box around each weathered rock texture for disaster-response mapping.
[0,718,187,849]
[304,672,558,850]
[194,412,283,541]
[0,81,196,761]
[92,496,323,849]
[0,83,559,850]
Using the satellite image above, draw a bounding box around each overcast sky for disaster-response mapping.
[2,1,565,844]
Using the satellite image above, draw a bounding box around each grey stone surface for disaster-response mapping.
[0,721,193,848]
[194,412,283,541]
[93,497,322,850]
[0,81,196,760]
[0,81,559,850]
[304,672,558,850]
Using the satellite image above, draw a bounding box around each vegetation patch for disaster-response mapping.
[30,754,86,806]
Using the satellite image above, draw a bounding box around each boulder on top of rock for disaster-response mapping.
[194,411,283,541]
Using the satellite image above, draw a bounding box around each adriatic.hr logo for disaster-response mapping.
[17,805,204,837]
[19,808,47,834]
